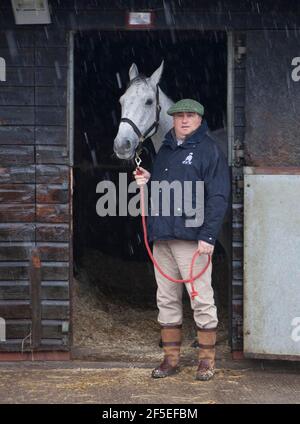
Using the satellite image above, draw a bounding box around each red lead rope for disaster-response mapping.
[138,173,211,301]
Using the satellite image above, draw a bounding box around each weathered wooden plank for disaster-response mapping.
[244,167,300,175]
[42,301,69,320]
[37,204,69,223]
[0,282,69,301]
[46,0,106,9]
[4,320,69,340]
[35,47,68,67]
[0,87,34,106]
[35,67,67,86]
[0,242,33,261]
[40,339,69,347]
[0,146,34,166]
[41,282,69,300]
[35,127,67,146]
[234,87,245,107]
[233,243,243,261]
[245,31,300,166]
[35,87,67,106]
[1,68,34,86]
[232,299,243,317]
[232,282,243,300]
[0,48,34,66]
[234,107,245,127]
[0,223,35,241]
[0,184,35,203]
[35,30,68,47]
[0,301,31,319]
[37,184,68,204]
[232,204,243,224]
[0,282,29,300]
[234,126,245,142]
[36,145,68,164]
[42,327,68,341]
[37,243,69,261]
[0,204,35,223]
[35,146,69,165]
[41,262,69,281]
[5,321,31,339]
[36,224,69,242]
[35,107,66,126]
[0,127,34,145]
[232,224,243,242]
[0,166,35,184]
[30,248,42,349]
[0,342,69,353]
[235,68,246,88]
[232,261,243,280]
[0,262,29,280]
[36,165,69,184]
[0,106,35,125]
[0,30,35,47]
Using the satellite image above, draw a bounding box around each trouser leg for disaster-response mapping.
[169,239,218,329]
[153,241,184,326]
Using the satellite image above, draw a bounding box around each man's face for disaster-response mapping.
[173,112,202,139]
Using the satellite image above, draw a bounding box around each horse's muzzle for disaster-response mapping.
[113,137,137,160]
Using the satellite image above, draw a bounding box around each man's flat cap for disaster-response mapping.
[167,99,205,116]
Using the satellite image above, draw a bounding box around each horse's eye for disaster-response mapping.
[145,99,153,106]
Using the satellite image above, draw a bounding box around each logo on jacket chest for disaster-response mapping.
[182,152,194,165]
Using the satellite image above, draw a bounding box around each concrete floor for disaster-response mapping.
[0,359,300,404]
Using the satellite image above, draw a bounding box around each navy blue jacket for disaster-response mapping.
[147,120,230,245]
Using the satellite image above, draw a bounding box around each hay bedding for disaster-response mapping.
[73,248,230,362]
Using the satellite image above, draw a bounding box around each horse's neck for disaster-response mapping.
[151,88,174,153]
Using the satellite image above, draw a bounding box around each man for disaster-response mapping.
[134,99,230,381]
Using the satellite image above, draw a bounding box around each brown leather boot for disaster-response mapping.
[152,325,182,378]
[195,327,217,381]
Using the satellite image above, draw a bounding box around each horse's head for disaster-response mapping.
[114,61,164,160]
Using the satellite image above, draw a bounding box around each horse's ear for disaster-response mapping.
[150,61,164,87]
[129,63,139,81]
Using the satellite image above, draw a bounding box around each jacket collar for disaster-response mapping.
[163,120,209,149]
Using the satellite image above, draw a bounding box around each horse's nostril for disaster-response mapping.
[125,140,131,150]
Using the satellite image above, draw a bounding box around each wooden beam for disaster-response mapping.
[29,248,42,350]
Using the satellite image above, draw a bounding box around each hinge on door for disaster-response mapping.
[235,36,247,64]
[62,148,69,158]
[233,175,244,200]
[233,139,244,168]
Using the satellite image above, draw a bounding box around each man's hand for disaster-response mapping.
[197,240,214,255]
[133,167,151,186]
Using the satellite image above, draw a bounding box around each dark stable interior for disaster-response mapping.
[73,30,228,310]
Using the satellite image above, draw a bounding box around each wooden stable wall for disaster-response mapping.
[0,29,71,353]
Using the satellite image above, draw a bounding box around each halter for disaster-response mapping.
[120,77,161,165]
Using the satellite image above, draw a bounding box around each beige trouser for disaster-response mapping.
[153,240,218,329]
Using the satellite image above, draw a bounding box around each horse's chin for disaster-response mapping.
[116,152,135,161]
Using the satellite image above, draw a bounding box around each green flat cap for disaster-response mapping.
[167,99,205,116]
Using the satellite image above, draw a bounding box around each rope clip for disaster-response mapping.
[135,155,142,168]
